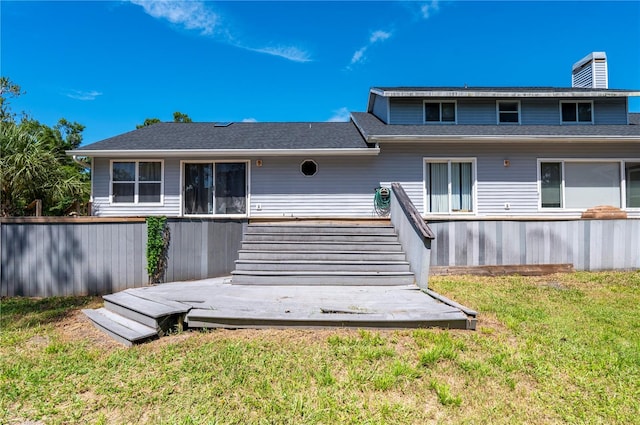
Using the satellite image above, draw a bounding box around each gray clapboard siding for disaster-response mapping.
[388,98,423,124]
[372,94,389,123]
[594,98,628,124]
[457,100,496,124]
[91,143,640,219]
[428,219,640,271]
[0,219,244,297]
[92,158,182,217]
[380,143,640,218]
[250,155,384,217]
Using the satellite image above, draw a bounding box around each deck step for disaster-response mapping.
[246,225,396,234]
[240,241,403,252]
[103,291,190,330]
[185,308,469,330]
[233,222,415,287]
[83,308,158,347]
[242,233,399,242]
[234,259,411,272]
[231,270,415,286]
[237,250,407,261]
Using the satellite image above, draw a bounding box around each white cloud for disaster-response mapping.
[129,0,219,35]
[349,29,393,67]
[327,107,351,122]
[241,117,258,123]
[66,90,103,101]
[420,0,440,19]
[246,45,312,63]
[370,30,391,43]
[350,47,366,65]
[128,0,312,63]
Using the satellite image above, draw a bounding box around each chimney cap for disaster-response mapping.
[572,51,607,72]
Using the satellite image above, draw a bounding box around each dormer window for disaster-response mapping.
[497,101,520,124]
[424,101,456,123]
[561,101,593,123]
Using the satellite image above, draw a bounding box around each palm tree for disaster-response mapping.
[0,120,89,216]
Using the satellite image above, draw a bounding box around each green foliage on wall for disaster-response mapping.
[146,216,170,284]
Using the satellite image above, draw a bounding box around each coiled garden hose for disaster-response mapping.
[374,187,391,217]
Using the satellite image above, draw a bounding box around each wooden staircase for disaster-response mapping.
[83,221,425,346]
[231,223,415,286]
[82,289,190,347]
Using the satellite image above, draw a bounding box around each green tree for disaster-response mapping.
[0,77,90,216]
[172,111,192,123]
[136,111,192,128]
[136,117,161,129]
[0,77,24,122]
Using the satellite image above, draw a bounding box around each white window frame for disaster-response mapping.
[109,159,164,205]
[423,100,457,124]
[624,161,640,210]
[536,158,640,211]
[560,100,594,124]
[496,100,521,124]
[179,159,251,218]
[423,157,477,215]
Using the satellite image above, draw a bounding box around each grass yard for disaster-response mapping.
[1,271,639,424]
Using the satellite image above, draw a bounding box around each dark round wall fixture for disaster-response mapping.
[300,159,318,176]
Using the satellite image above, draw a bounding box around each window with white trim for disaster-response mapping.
[538,160,640,209]
[425,159,475,213]
[111,161,162,204]
[626,162,640,208]
[497,101,520,124]
[561,101,593,123]
[424,101,456,123]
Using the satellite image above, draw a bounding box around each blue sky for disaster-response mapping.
[3,1,639,145]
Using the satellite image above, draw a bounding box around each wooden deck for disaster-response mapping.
[120,277,476,332]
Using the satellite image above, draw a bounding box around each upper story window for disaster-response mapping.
[497,101,520,124]
[111,160,163,204]
[424,101,456,123]
[561,101,593,124]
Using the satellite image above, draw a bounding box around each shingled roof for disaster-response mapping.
[70,121,375,156]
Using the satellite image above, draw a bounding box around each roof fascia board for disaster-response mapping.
[374,90,640,98]
[67,148,380,158]
[370,135,640,143]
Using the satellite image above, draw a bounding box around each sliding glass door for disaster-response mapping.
[183,162,247,216]
[214,162,246,214]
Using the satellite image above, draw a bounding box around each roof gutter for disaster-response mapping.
[368,135,640,143]
[371,89,640,98]
[66,147,381,158]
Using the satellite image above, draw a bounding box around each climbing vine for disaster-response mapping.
[146,216,170,284]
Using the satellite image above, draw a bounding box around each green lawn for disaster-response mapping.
[1,272,639,424]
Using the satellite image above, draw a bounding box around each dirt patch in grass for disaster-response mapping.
[57,310,125,351]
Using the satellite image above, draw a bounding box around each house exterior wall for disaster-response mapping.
[249,155,382,217]
[378,142,640,218]
[383,97,628,125]
[372,94,389,123]
[93,157,182,217]
[90,141,640,219]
